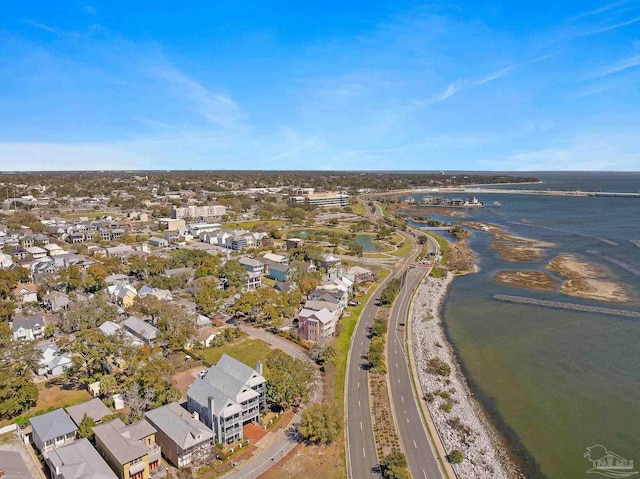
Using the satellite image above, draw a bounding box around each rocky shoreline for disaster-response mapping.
[411,273,522,478]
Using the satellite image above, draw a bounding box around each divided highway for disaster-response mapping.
[346,231,424,478]
[388,267,445,479]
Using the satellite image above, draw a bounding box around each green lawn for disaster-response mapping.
[350,202,366,216]
[196,339,273,369]
[426,232,451,264]
[35,382,92,412]
[333,268,391,413]
[389,237,413,257]
[62,211,114,220]
[286,227,352,238]
[222,220,287,229]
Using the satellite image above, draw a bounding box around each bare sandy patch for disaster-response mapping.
[495,270,558,291]
[546,254,632,303]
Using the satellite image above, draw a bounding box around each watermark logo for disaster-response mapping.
[584,445,637,478]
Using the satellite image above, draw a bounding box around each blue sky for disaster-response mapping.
[1,1,639,171]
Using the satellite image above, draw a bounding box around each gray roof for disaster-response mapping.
[0,451,32,479]
[239,257,263,268]
[145,402,214,449]
[187,379,241,416]
[30,409,78,442]
[66,398,112,426]
[93,419,156,465]
[123,316,159,341]
[202,368,258,403]
[46,438,117,479]
[215,354,263,386]
[12,316,44,333]
[269,263,289,273]
[304,300,340,312]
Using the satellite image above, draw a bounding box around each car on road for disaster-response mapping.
[374,297,381,306]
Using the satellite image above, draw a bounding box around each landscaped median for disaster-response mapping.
[332,268,390,476]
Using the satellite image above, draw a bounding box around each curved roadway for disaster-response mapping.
[345,231,419,478]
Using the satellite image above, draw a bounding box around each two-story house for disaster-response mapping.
[30,409,78,454]
[12,316,44,341]
[45,438,117,479]
[122,316,159,346]
[93,419,161,479]
[11,283,38,304]
[144,402,215,468]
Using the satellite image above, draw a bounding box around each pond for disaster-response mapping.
[355,234,379,252]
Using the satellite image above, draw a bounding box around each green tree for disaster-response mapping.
[0,268,30,299]
[195,255,222,278]
[77,413,96,440]
[195,280,226,315]
[380,278,401,306]
[100,374,119,396]
[447,450,464,464]
[297,402,341,444]
[60,293,116,333]
[0,299,16,321]
[218,260,247,289]
[0,340,42,419]
[346,241,364,257]
[381,453,411,479]
[265,349,316,409]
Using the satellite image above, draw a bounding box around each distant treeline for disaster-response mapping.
[0,171,539,198]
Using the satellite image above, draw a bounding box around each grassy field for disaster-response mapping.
[222,220,287,229]
[389,237,413,257]
[426,232,451,264]
[62,211,114,220]
[196,338,273,368]
[287,227,352,238]
[35,382,93,412]
[350,202,366,216]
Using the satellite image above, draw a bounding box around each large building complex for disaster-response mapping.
[288,189,349,207]
[171,205,226,220]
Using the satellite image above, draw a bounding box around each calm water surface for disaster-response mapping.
[410,172,640,478]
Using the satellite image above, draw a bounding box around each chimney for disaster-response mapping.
[192,411,199,422]
[256,360,263,375]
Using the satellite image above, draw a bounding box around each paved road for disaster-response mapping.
[221,325,322,479]
[345,231,419,478]
[388,268,445,479]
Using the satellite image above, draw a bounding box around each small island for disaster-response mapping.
[546,254,632,303]
[494,270,559,291]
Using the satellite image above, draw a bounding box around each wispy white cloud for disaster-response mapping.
[504,133,640,170]
[435,82,459,102]
[474,66,513,85]
[151,64,246,128]
[568,1,628,22]
[591,54,640,78]
[23,20,58,34]
[578,15,640,36]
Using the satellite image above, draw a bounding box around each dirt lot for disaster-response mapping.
[257,442,343,479]
[172,367,204,401]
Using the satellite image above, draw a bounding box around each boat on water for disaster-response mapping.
[420,195,484,208]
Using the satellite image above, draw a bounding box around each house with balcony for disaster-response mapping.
[144,402,215,468]
[93,419,161,479]
[298,308,336,343]
[45,438,118,479]
[12,316,44,341]
[186,355,266,444]
[238,257,265,275]
[11,283,38,304]
[30,409,78,454]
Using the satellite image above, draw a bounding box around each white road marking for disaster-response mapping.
[360,421,363,430]
[397,377,400,383]
[358,400,361,407]
[423,470,428,479]
[414,440,417,448]
[401,395,404,402]
[363,447,366,457]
